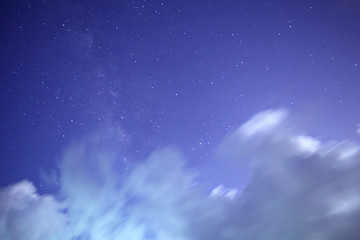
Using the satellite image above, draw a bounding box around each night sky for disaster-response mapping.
[1,0,360,239]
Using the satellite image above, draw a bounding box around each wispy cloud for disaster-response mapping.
[1,109,360,239]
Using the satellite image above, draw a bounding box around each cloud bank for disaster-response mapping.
[1,109,360,239]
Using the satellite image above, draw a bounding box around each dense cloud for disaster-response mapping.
[1,109,360,239]
[0,181,67,240]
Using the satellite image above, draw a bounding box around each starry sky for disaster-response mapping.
[1,0,360,239]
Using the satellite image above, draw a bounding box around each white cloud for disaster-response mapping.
[238,109,288,138]
[210,185,239,200]
[1,109,360,239]
[338,144,360,161]
[0,181,67,240]
[328,193,360,215]
[291,135,321,155]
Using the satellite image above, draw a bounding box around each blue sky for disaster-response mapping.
[1,0,360,239]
